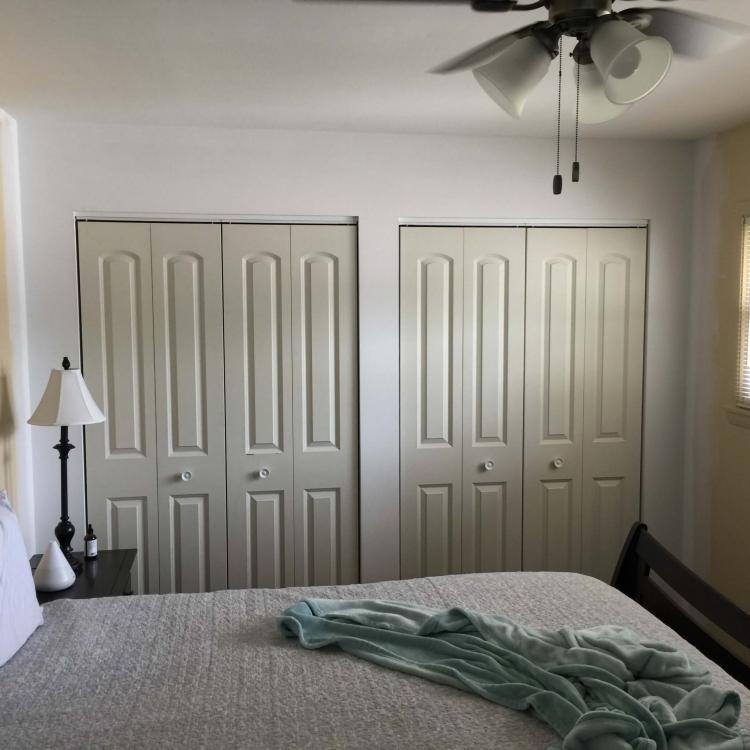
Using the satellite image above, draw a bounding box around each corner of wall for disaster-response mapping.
[682,134,723,577]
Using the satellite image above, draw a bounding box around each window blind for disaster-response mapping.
[737,218,750,408]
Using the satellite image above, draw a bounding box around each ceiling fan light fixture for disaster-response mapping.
[473,35,555,119]
[577,61,632,124]
[590,18,673,105]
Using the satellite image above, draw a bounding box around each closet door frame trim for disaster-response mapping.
[75,217,362,586]
[397,220,650,574]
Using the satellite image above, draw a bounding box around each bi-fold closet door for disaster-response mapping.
[79,221,358,595]
[79,221,227,594]
[400,227,526,579]
[400,225,647,582]
[223,224,359,590]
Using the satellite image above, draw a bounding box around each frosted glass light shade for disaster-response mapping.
[28,367,105,426]
[591,19,672,105]
[577,63,632,124]
[473,36,554,119]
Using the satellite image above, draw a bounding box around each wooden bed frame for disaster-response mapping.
[612,523,750,688]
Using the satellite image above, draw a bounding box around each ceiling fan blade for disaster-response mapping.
[620,8,749,58]
[295,1,471,5]
[430,24,545,73]
[296,0,525,9]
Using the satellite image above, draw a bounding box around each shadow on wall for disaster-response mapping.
[0,371,15,502]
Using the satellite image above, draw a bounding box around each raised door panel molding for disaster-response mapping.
[525,479,580,572]
[417,484,459,578]
[542,257,578,442]
[472,256,508,446]
[223,224,294,590]
[245,492,288,588]
[301,253,340,451]
[400,227,463,580]
[594,256,630,441]
[99,253,147,458]
[78,221,159,593]
[582,477,628,582]
[244,253,285,453]
[167,494,209,593]
[163,253,208,455]
[292,225,358,586]
[299,489,341,586]
[463,483,508,573]
[152,223,227,592]
[106,496,153,595]
[419,255,455,447]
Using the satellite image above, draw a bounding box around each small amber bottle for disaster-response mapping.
[84,524,98,560]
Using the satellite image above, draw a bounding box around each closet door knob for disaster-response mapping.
[258,467,271,480]
[180,471,193,482]
[483,460,495,472]
[552,458,564,470]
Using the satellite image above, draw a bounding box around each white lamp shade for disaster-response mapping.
[577,63,632,124]
[591,19,672,105]
[473,35,554,119]
[28,367,105,426]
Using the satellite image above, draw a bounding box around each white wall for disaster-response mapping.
[15,119,696,581]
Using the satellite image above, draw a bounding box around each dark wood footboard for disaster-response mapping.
[612,523,750,688]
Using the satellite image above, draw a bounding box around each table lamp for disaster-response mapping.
[28,356,105,574]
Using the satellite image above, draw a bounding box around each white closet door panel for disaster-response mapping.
[462,228,525,573]
[400,227,462,579]
[223,224,294,589]
[79,221,158,594]
[523,228,587,572]
[291,225,358,586]
[582,228,646,581]
[151,223,227,593]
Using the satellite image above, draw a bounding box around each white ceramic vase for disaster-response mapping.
[34,540,76,592]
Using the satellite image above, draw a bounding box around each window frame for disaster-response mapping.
[737,215,750,411]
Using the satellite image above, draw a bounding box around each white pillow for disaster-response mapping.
[0,489,43,667]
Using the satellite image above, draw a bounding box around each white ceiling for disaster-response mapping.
[0,0,749,139]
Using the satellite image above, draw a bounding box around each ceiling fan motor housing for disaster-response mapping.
[549,0,613,26]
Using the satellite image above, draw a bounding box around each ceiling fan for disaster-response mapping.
[301,0,747,191]
[427,0,746,123]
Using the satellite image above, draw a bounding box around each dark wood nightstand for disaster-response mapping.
[30,549,137,604]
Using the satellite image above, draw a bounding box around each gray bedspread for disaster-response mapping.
[1,572,748,750]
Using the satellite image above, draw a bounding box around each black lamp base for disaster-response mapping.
[55,516,82,575]
[55,516,83,575]
[53,408,82,577]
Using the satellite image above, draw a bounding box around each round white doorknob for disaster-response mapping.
[552,458,564,470]
[483,460,495,472]
[258,467,271,480]
[180,471,193,482]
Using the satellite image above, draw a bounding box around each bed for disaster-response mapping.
[2,570,749,749]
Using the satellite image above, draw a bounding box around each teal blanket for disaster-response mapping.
[280,599,749,750]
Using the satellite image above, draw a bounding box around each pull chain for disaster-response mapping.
[572,54,581,183]
[553,43,563,195]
